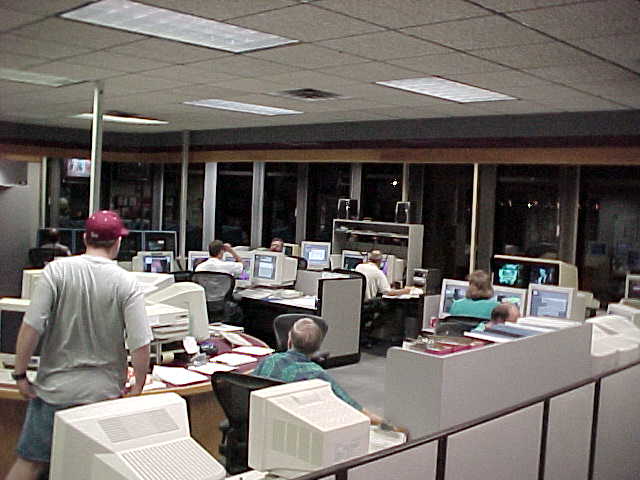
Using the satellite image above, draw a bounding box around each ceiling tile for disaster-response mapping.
[524,62,638,84]
[101,74,196,96]
[247,44,366,69]
[261,70,361,90]
[186,56,300,78]
[231,4,383,42]
[27,61,122,82]
[11,18,147,50]
[447,70,549,90]
[570,33,640,72]
[0,0,92,16]
[315,0,490,28]
[403,15,551,50]
[480,100,561,115]
[472,42,598,69]
[205,77,290,95]
[139,0,296,20]
[109,38,229,64]
[0,79,51,95]
[318,31,450,61]
[141,65,238,84]
[472,0,594,13]
[64,51,173,74]
[0,7,41,32]
[320,62,425,82]
[571,80,640,100]
[160,84,251,102]
[388,52,506,75]
[335,83,454,107]
[0,34,92,60]
[509,0,640,40]
[0,51,49,69]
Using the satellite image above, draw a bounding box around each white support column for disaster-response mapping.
[251,162,265,249]
[179,131,189,260]
[296,163,309,243]
[89,80,104,214]
[401,162,410,202]
[469,163,479,274]
[202,162,217,249]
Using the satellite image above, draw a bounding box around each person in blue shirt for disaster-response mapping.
[449,270,500,320]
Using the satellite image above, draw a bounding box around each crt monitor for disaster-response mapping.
[300,241,331,270]
[283,243,300,257]
[341,250,367,270]
[492,255,578,289]
[248,379,369,479]
[438,279,469,317]
[626,273,640,300]
[224,252,255,285]
[188,250,210,271]
[21,269,43,300]
[132,251,174,273]
[117,230,143,262]
[492,286,527,313]
[526,284,576,320]
[50,393,225,480]
[252,252,297,287]
[144,231,177,254]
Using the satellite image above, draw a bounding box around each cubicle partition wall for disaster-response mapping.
[294,359,640,480]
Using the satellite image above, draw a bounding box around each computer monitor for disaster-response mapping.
[188,250,210,271]
[492,255,578,289]
[300,241,331,270]
[252,252,297,287]
[117,230,143,262]
[224,252,255,287]
[248,379,370,479]
[144,231,177,254]
[492,285,527,313]
[132,251,174,273]
[625,273,640,300]
[283,243,300,257]
[341,250,367,271]
[21,269,43,299]
[438,279,469,317]
[526,284,577,320]
[132,272,174,296]
[50,393,225,480]
[145,282,209,341]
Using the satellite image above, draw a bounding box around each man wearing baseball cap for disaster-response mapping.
[7,211,153,480]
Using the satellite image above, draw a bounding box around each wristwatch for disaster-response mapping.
[11,372,28,381]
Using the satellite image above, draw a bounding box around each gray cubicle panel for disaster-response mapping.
[317,276,362,368]
[296,270,322,297]
[348,442,437,480]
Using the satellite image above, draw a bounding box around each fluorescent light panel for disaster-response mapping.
[72,113,168,125]
[0,68,78,87]
[62,0,297,53]
[184,99,302,116]
[376,77,516,103]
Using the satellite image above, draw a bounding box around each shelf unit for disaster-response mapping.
[332,219,424,284]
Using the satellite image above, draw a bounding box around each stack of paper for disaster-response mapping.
[212,353,257,366]
[188,363,236,376]
[151,365,208,385]
[232,346,274,356]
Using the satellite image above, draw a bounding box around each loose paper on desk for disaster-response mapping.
[212,353,257,366]
[188,362,236,376]
[152,365,209,386]
[221,332,254,346]
[232,346,274,356]
[209,323,244,334]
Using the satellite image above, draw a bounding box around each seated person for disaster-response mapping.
[449,270,500,320]
[39,228,71,256]
[269,237,284,253]
[195,240,243,277]
[473,302,520,332]
[355,250,411,300]
[254,318,385,425]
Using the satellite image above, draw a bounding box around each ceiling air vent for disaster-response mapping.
[271,88,349,102]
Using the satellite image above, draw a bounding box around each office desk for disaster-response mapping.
[0,333,266,478]
[370,294,425,343]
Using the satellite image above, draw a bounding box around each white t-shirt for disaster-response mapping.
[355,262,391,300]
[24,254,153,405]
[195,257,243,277]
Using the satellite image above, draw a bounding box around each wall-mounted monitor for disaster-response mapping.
[492,255,578,289]
[626,273,640,300]
[492,285,527,313]
[252,252,296,287]
[341,250,367,271]
[188,251,209,271]
[300,241,331,270]
[117,230,143,262]
[144,231,176,254]
[438,279,469,318]
[64,158,91,178]
[526,284,577,320]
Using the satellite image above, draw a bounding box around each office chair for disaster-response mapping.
[191,271,243,325]
[435,315,485,337]
[211,372,285,474]
[273,313,330,366]
[28,247,69,269]
[172,270,193,283]
[290,255,307,270]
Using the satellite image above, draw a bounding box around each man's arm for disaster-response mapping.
[13,323,41,399]
[127,344,150,396]
[224,243,242,263]
[385,286,412,296]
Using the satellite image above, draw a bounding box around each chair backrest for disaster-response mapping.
[290,255,307,270]
[192,271,235,303]
[273,313,328,352]
[28,247,68,269]
[435,315,485,337]
[172,270,193,283]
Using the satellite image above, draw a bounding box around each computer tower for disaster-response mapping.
[395,201,413,223]
[337,198,358,220]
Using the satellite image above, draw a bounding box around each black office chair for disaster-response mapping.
[273,313,330,366]
[290,255,307,270]
[435,315,485,337]
[172,270,193,283]
[28,247,69,269]
[191,272,242,325]
[211,372,285,474]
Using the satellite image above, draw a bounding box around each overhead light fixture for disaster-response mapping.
[61,0,298,53]
[0,68,79,87]
[184,99,303,116]
[376,76,516,103]
[71,112,168,125]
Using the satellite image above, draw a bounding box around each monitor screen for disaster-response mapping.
[143,255,171,273]
[492,287,526,312]
[239,257,252,281]
[65,158,91,178]
[627,276,640,300]
[144,232,176,254]
[343,254,365,271]
[441,282,469,314]
[301,242,331,269]
[117,231,143,262]
[529,287,570,318]
[529,264,558,285]
[254,254,276,280]
[495,261,527,288]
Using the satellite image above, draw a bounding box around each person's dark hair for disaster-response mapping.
[84,237,117,249]
[42,228,60,245]
[466,270,494,299]
[368,249,383,266]
[289,318,323,355]
[491,303,512,324]
[208,240,224,257]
